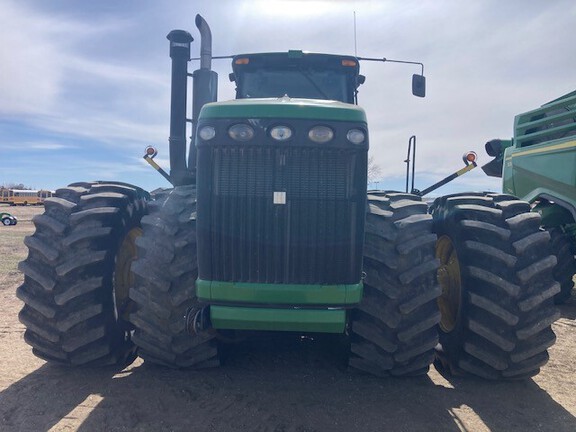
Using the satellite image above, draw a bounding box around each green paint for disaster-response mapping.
[288,50,304,58]
[199,98,367,122]
[197,279,363,305]
[210,305,346,333]
[487,90,576,223]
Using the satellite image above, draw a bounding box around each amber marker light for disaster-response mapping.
[235,58,250,65]
[145,146,158,158]
[463,151,477,165]
[342,59,357,67]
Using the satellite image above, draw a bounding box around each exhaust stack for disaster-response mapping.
[196,14,212,70]
[188,15,218,177]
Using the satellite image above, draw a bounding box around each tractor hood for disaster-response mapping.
[199,97,367,122]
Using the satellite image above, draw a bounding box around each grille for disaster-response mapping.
[516,92,576,146]
[202,145,365,285]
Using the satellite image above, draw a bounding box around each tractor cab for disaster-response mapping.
[230,51,363,104]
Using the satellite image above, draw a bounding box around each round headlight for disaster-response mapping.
[308,126,334,143]
[199,126,216,141]
[270,125,292,141]
[347,129,365,144]
[228,124,255,141]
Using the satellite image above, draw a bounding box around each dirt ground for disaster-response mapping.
[1,204,575,432]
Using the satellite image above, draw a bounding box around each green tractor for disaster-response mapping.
[17,15,559,379]
[483,90,576,304]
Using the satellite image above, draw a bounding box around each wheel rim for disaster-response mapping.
[114,227,142,323]
[435,235,462,333]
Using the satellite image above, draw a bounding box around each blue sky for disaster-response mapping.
[1,0,575,193]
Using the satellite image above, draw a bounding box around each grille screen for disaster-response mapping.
[201,145,365,285]
[214,147,352,199]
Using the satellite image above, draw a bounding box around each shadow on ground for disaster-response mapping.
[1,332,575,432]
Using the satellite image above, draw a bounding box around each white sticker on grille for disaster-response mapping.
[273,191,286,205]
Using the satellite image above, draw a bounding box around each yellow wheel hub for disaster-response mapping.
[435,235,462,333]
[114,227,142,322]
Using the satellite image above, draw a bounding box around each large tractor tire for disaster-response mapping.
[349,193,441,377]
[129,186,219,368]
[431,193,560,379]
[549,227,576,304]
[17,182,149,366]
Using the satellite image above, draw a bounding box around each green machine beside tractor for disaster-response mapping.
[483,90,576,303]
[17,15,560,379]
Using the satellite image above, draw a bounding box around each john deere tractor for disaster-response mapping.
[483,90,576,304]
[17,15,559,379]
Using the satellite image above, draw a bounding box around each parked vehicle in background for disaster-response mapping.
[0,212,17,226]
[0,189,53,206]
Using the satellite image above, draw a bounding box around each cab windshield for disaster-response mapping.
[236,69,352,103]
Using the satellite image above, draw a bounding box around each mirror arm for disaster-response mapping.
[357,57,424,76]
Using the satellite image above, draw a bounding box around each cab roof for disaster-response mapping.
[232,51,360,74]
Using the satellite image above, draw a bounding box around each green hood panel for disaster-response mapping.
[199,97,367,122]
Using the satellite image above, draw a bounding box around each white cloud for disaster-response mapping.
[0,1,169,148]
[25,141,76,151]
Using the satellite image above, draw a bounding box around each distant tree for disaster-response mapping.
[1,183,32,190]
[367,155,382,184]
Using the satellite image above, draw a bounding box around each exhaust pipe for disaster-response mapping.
[188,14,218,178]
[167,29,193,186]
[196,14,212,70]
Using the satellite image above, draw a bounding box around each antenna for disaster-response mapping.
[353,11,358,57]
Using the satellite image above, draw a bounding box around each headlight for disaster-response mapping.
[270,125,292,141]
[198,126,216,141]
[228,124,255,141]
[347,129,366,144]
[308,126,334,143]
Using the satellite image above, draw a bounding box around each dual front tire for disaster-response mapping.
[349,192,560,379]
[17,183,216,369]
[17,182,148,366]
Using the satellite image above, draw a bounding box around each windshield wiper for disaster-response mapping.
[297,69,330,100]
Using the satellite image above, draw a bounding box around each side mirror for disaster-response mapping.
[412,74,426,98]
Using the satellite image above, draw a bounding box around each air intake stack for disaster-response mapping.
[167,29,193,186]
